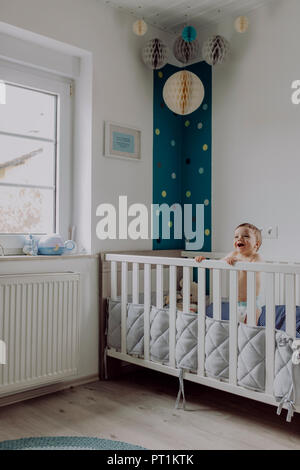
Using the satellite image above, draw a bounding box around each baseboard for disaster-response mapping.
[0,374,99,408]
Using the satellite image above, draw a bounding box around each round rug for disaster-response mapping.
[0,436,145,450]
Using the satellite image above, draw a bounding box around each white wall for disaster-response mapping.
[212,0,300,260]
[0,0,168,384]
[0,0,175,253]
[0,0,177,385]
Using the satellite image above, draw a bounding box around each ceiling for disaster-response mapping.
[100,0,273,34]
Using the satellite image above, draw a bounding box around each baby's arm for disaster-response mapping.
[195,255,206,262]
[222,251,238,265]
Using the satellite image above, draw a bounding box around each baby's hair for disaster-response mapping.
[235,223,262,249]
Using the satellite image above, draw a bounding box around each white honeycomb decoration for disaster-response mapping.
[173,36,200,65]
[202,35,230,66]
[163,70,205,116]
[142,38,168,70]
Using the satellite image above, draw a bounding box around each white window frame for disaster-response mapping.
[0,59,72,253]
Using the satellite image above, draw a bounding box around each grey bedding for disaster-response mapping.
[106,298,300,414]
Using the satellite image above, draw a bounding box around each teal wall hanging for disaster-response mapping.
[153,61,211,253]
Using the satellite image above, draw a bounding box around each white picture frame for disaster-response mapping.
[104,121,141,161]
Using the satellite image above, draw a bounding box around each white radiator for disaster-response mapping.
[0,272,80,396]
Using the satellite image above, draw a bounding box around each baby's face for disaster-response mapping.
[234,227,258,255]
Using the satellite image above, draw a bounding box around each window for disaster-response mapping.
[0,83,57,234]
[0,60,72,251]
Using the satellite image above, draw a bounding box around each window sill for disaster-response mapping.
[0,253,98,261]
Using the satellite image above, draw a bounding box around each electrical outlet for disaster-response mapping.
[261,226,278,239]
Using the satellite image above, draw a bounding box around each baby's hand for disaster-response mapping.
[225,256,237,265]
[195,256,206,263]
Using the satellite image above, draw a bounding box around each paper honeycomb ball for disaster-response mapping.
[163,70,205,116]
[202,35,230,66]
[133,19,148,36]
[142,38,168,70]
[182,25,197,42]
[234,16,249,33]
[173,36,200,65]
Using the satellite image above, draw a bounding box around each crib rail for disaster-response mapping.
[105,253,300,410]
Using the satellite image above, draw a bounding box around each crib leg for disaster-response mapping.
[104,356,122,380]
[104,356,139,379]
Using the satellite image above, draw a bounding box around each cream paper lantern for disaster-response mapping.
[163,70,204,116]
[234,16,249,33]
[142,38,168,70]
[133,19,148,36]
[202,35,230,66]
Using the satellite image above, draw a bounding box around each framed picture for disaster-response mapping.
[104,121,141,161]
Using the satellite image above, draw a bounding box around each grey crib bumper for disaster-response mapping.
[106,298,300,408]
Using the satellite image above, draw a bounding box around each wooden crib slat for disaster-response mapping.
[222,270,228,299]
[229,270,238,385]
[296,274,300,306]
[183,266,190,313]
[169,266,177,368]
[156,265,163,309]
[280,273,285,305]
[265,272,275,394]
[144,263,151,361]
[275,273,280,305]
[121,261,128,354]
[132,263,139,304]
[110,261,117,300]
[197,267,206,376]
[285,273,296,337]
[247,271,256,326]
[213,269,221,320]
[209,269,213,304]
[182,266,191,312]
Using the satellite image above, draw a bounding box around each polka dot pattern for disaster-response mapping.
[153,62,211,252]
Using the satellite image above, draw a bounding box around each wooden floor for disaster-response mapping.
[0,369,300,450]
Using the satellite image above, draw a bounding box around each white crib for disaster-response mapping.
[104,251,300,417]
